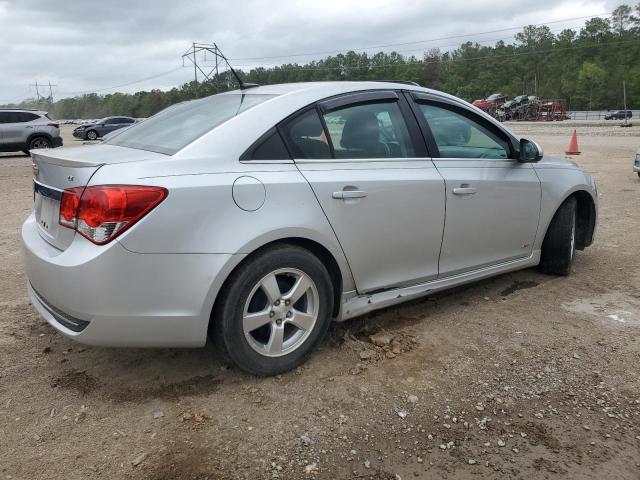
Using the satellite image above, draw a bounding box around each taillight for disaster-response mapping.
[59,185,167,245]
[48,123,59,129]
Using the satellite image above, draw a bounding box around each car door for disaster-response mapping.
[409,93,541,277]
[2,112,37,146]
[281,91,446,294]
[101,117,118,134]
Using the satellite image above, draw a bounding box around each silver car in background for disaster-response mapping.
[22,82,597,376]
[0,109,63,154]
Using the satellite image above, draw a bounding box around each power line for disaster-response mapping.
[230,38,640,73]
[56,67,184,96]
[229,12,613,62]
[229,24,590,70]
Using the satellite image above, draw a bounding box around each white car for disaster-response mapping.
[22,81,597,375]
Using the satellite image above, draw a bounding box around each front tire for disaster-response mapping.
[86,130,98,140]
[539,197,577,276]
[214,245,333,376]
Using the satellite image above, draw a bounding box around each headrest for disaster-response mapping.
[340,110,380,149]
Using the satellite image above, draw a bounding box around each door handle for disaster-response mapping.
[332,190,368,199]
[452,186,477,195]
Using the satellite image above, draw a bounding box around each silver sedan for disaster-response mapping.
[22,81,597,375]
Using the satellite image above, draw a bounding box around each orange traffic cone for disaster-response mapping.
[565,129,581,155]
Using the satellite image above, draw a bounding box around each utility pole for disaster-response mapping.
[622,80,631,128]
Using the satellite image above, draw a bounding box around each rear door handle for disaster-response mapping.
[452,186,477,195]
[332,190,368,199]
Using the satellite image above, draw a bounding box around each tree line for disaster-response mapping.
[4,4,640,119]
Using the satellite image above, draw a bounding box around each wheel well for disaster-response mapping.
[569,190,596,250]
[26,132,53,146]
[210,238,344,335]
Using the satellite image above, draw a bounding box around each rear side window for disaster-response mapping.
[281,109,331,159]
[241,128,290,161]
[0,112,11,124]
[18,112,40,122]
[107,94,275,155]
[322,102,415,159]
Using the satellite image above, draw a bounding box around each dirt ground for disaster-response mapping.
[1,123,639,480]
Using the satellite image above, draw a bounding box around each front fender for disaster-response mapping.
[534,166,597,250]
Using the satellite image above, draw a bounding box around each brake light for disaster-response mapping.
[59,185,167,244]
[48,123,59,129]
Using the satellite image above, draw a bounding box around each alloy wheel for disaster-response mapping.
[242,268,319,357]
[30,138,50,149]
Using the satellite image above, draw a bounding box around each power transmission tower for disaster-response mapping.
[29,80,57,107]
[181,43,255,90]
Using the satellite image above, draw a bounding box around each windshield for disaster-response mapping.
[107,93,275,155]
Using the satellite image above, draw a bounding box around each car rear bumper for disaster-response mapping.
[52,136,63,148]
[21,212,240,347]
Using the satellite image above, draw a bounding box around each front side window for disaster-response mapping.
[323,102,415,159]
[107,93,275,155]
[418,104,510,159]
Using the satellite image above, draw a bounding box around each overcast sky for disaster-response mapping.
[0,0,626,104]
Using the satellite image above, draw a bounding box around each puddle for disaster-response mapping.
[562,292,640,326]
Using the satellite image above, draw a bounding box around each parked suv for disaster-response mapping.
[0,109,63,155]
[604,110,632,120]
[72,116,137,140]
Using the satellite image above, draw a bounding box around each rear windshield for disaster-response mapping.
[107,93,275,155]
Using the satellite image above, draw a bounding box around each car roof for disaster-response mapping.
[221,81,430,97]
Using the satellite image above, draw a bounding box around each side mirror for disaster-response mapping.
[519,138,543,162]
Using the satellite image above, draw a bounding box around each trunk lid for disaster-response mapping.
[30,145,168,250]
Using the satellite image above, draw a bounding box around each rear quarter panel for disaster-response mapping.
[88,159,356,293]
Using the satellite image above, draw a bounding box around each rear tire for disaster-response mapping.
[539,197,577,276]
[213,245,333,376]
[28,136,52,150]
